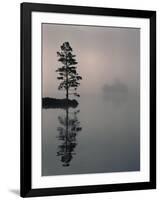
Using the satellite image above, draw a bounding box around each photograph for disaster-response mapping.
[42,23,140,176]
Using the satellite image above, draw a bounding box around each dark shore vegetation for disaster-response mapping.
[42,97,78,109]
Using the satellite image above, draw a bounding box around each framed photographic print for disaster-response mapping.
[20,2,156,197]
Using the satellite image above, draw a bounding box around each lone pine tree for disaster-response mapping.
[56,42,82,99]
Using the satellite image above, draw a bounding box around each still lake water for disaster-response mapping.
[42,94,140,176]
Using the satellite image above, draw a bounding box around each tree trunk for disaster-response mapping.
[66,88,68,99]
[66,58,69,100]
[66,68,68,99]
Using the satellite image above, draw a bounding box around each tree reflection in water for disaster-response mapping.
[56,108,82,167]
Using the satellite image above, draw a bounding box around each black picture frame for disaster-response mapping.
[20,2,156,198]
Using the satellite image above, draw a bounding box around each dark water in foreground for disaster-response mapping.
[42,94,140,176]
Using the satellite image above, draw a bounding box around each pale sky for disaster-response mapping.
[42,23,140,98]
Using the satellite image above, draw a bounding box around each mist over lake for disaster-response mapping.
[42,93,140,176]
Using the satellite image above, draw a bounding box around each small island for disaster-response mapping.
[42,98,78,109]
